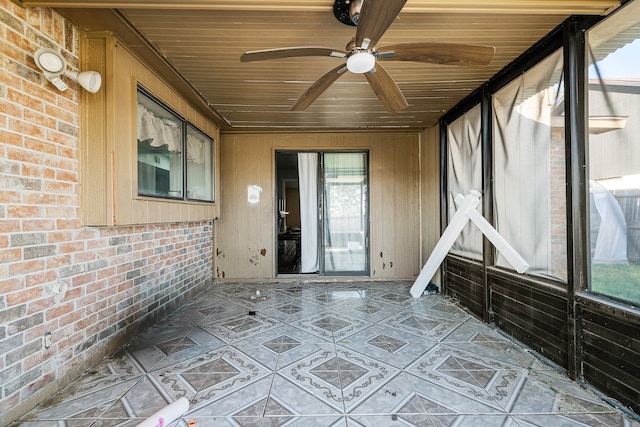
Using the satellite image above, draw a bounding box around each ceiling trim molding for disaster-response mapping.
[13,0,620,15]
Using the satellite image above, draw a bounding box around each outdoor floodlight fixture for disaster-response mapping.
[34,48,102,93]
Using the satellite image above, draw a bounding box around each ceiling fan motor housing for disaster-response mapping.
[333,0,361,26]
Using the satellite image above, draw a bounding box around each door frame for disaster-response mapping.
[274,150,370,277]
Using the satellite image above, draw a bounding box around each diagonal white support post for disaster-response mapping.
[465,203,529,274]
[410,190,529,298]
[410,192,481,297]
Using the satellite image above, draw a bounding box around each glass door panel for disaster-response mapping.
[322,153,369,275]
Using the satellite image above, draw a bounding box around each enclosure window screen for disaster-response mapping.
[447,105,483,260]
[492,49,567,281]
[587,0,640,304]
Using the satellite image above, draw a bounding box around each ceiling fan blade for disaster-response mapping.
[291,64,348,111]
[364,63,408,112]
[241,47,346,62]
[377,42,495,67]
[355,0,407,49]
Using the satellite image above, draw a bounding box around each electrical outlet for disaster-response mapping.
[44,332,53,349]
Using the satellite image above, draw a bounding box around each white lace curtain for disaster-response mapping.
[137,104,206,164]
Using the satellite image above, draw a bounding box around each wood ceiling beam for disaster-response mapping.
[12,0,620,15]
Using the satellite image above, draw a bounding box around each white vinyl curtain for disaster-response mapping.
[447,105,483,260]
[492,49,567,281]
[298,153,319,273]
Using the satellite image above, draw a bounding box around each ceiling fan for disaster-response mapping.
[240,0,495,112]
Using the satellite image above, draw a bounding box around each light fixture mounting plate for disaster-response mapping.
[34,48,66,74]
[333,0,357,26]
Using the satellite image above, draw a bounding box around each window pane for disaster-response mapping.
[186,124,214,202]
[447,105,483,260]
[137,89,183,198]
[587,0,640,304]
[323,153,368,274]
[492,49,567,281]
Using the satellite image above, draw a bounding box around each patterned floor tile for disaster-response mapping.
[348,414,519,427]
[277,346,399,413]
[406,372,506,415]
[508,370,622,415]
[336,326,438,369]
[20,378,141,421]
[289,311,372,342]
[512,413,640,427]
[200,312,285,343]
[377,310,460,342]
[12,281,638,427]
[267,374,344,416]
[406,344,529,412]
[187,375,275,417]
[127,326,227,372]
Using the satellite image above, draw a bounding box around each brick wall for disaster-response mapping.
[0,2,214,424]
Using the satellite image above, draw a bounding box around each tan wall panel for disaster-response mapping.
[420,125,441,285]
[216,132,422,279]
[82,32,221,226]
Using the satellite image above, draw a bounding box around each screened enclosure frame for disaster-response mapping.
[437,3,640,419]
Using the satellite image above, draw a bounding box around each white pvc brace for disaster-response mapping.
[410,191,529,298]
[136,397,189,427]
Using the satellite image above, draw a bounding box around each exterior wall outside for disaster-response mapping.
[216,132,423,280]
[0,2,214,424]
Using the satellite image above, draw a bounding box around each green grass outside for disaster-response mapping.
[591,263,640,304]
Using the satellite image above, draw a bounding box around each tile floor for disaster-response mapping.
[12,280,640,427]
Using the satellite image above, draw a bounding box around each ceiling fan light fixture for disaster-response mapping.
[346,51,375,74]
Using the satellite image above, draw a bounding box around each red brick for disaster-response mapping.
[0,129,23,147]
[47,301,76,321]
[0,248,22,263]
[22,193,57,205]
[23,164,55,179]
[27,6,41,29]
[0,277,24,294]
[22,220,55,233]
[6,286,43,305]
[24,136,57,155]
[59,241,84,254]
[8,259,45,277]
[8,117,45,139]
[25,270,57,287]
[56,218,81,230]
[0,190,20,204]
[45,206,77,218]
[45,254,71,272]
[0,219,21,233]
[71,272,95,287]
[7,205,44,218]
[0,99,23,120]
[73,313,97,333]
[27,297,54,315]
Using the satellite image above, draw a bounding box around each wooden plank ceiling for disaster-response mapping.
[18,0,620,131]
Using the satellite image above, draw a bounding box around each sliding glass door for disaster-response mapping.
[275,151,369,276]
[322,153,369,275]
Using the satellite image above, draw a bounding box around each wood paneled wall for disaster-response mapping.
[81,32,220,226]
[420,126,441,285]
[215,131,426,279]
